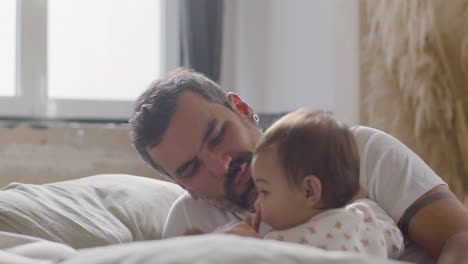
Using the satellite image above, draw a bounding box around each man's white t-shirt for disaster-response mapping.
[162,126,446,263]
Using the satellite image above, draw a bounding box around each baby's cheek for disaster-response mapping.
[259,207,275,227]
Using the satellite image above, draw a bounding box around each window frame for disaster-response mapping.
[0,0,179,121]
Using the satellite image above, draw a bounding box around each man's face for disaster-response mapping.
[148,91,262,212]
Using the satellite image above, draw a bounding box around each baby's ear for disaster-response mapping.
[303,175,322,207]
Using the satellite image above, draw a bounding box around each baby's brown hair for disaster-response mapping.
[254,108,360,209]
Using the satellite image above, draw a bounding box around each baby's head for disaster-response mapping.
[252,108,360,231]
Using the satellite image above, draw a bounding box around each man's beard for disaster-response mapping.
[192,152,258,213]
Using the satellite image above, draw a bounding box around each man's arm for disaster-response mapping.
[399,185,468,262]
[351,126,467,261]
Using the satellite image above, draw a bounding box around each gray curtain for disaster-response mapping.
[180,0,224,82]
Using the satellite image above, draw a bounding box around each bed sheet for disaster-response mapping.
[61,234,408,264]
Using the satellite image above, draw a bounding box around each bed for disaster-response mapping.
[0,174,406,263]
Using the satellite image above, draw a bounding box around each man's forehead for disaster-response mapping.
[148,93,215,174]
[179,90,212,107]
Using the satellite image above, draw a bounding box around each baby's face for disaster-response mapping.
[251,146,312,231]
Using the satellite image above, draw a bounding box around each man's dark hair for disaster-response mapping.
[129,67,232,177]
[254,108,360,209]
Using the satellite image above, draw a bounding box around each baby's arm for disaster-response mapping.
[349,200,404,258]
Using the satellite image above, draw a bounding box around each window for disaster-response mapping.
[0,0,179,121]
[0,0,16,97]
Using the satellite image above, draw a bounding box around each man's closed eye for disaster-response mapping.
[209,126,225,147]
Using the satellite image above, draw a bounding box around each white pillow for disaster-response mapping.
[0,174,184,249]
[0,231,77,262]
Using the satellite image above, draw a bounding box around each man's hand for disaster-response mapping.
[214,210,262,238]
[438,229,468,263]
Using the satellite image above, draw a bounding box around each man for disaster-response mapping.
[129,68,468,263]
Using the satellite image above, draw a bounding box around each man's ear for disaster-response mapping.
[227,92,259,125]
[303,175,322,207]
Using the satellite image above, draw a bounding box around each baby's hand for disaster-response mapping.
[183,227,204,236]
[246,209,262,232]
[214,210,262,238]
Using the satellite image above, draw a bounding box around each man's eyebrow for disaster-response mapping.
[202,119,217,146]
[175,119,217,177]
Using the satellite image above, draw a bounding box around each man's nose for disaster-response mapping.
[201,150,232,177]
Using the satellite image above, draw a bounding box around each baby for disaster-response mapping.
[246,108,404,258]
